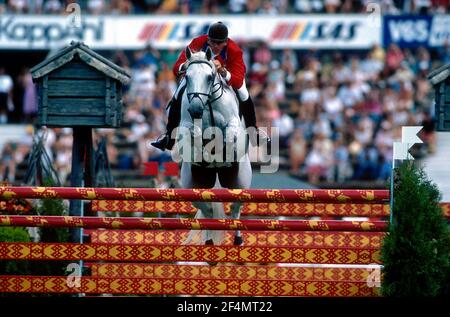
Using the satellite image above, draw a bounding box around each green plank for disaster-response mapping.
[46,115,106,127]
[445,104,450,116]
[49,61,104,79]
[48,79,105,97]
[47,98,105,115]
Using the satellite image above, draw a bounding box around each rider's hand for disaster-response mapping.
[218,67,227,77]
[213,60,226,77]
[214,61,227,78]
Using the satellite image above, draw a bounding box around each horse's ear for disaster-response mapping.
[185,46,192,60]
[205,47,213,61]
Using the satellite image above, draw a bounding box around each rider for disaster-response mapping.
[151,21,270,151]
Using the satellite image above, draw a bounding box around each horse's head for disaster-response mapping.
[184,47,217,120]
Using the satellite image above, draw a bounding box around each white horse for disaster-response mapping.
[172,47,252,246]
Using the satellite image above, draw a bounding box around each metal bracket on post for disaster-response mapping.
[391,126,424,224]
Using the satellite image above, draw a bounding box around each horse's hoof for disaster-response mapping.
[233,236,243,246]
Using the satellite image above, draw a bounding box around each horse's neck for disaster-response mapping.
[210,76,239,118]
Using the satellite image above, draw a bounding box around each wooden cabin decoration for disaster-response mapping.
[30,41,130,128]
[428,63,450,132]
[30,42,131,243]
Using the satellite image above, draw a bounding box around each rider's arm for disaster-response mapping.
[172,35,207,77]
[223,40,246,90]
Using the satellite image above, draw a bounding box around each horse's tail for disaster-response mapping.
[183,202,226,245]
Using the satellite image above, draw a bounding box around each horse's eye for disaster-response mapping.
[207,75,212,81]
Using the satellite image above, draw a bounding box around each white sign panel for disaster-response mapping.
[429,15,450,47]
[0,15,114,49]
[0,15,380,50]
[401,126,423,145]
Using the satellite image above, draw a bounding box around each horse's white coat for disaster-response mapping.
[176,48,252,245]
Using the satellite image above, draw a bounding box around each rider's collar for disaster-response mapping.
[202,42,227,62]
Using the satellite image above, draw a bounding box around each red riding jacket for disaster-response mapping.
[173,34,246,90]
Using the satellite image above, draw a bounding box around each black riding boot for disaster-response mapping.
[239,96,271,147]
[239,95,257,129]
[151,96,182,151]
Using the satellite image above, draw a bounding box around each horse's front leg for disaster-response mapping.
[224,119,246,162]
[191,201,214,243]
[230,201,243,245]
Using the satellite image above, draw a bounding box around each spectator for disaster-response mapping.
[294,0,323,12]
[0,143,16,182]
[0,67,13,124]
[257,0,278,14]
[288,128,307,175]
[386,44,404,74]
[334,136,351,182]
[43,0,61,13]
[20,69,38,121]
[87,0,105,14]
[324,0,341,13]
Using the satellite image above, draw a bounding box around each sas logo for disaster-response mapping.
[270,21,360,41]
[138,22,212,42]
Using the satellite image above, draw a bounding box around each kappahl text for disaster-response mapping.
[0,16,104,44]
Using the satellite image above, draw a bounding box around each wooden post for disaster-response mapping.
[84,129,94,215]
[69,127,93,243]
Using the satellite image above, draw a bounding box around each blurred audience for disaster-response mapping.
[0,19,444,185]
[0,0,447,14]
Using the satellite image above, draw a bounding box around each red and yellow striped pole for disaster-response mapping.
[0,215,387,231]
[0,186,389,203]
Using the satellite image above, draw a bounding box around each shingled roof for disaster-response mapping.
[428,63,450,86]
[30,41,131,84]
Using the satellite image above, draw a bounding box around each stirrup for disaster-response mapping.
[256,128,271,147]
[249,128,271,146]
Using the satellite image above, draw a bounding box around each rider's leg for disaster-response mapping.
[151,80,186,151]
[235,81,271,147]
[236,81,256,128]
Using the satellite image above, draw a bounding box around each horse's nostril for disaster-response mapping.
[188,106,203,119]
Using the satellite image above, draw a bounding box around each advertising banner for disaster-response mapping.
[0,14,380,50]
[383,15,450,48]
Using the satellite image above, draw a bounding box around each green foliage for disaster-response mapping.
[37,197,70,243]
[0,227,31,275]
[34,179,71,277]
[381,161,450,297]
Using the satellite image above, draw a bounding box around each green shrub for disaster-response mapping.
[33,196,71,277]
[0,227,31,275]
[381,161,450,296]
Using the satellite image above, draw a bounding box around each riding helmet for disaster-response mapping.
[207,22,228,42]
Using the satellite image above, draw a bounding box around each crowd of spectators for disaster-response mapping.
[0,38,444,185]
[0,0,448,15]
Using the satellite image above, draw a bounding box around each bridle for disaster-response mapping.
[185,59,224,127]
